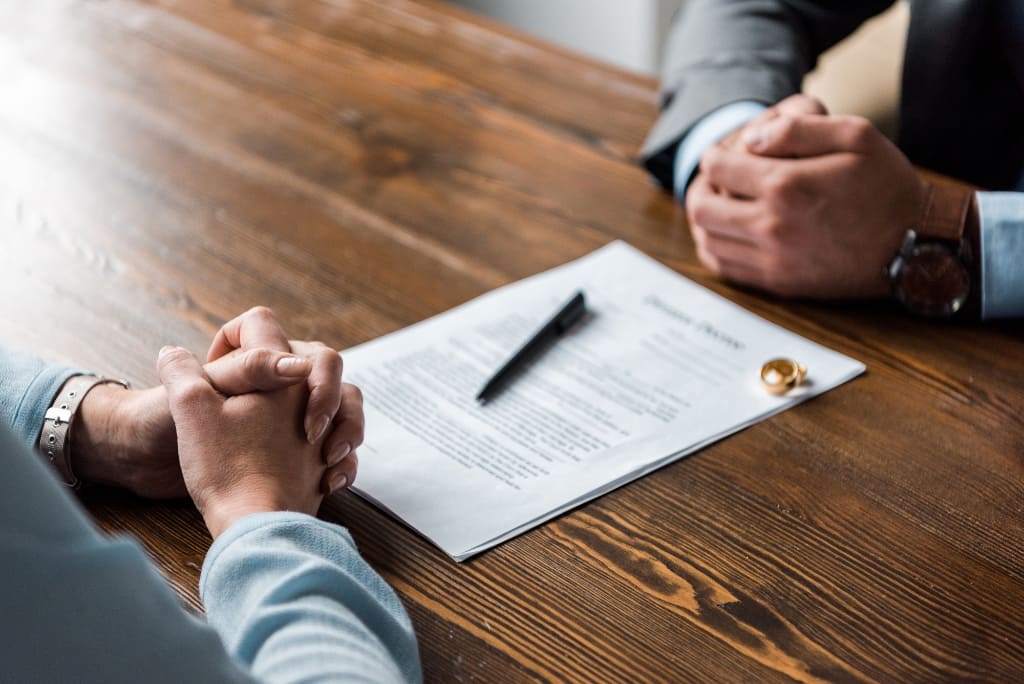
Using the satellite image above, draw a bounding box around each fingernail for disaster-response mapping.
[327,442,352,466]
[330,473,348,493]
[276,355,311,377]
[158,345,177,358]
[306,414,330,444]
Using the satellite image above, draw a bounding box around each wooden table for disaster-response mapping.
[2,1,1023,681]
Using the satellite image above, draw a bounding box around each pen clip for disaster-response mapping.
[555,292,587,334]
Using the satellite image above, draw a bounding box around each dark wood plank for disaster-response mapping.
[1,0,1022,681]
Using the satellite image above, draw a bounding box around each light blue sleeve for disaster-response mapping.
[0,420,256,684]
[673,100,768,199]
[0,348,82,453]
[1,412,420,682]
[977,192,1024,319]
[201,513,422,683]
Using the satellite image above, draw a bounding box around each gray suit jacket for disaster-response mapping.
[642,0,1024,192]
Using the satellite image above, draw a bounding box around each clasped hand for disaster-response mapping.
[74,307,363,537]
[685,94,929,299]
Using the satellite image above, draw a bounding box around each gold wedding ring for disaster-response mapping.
[760,358,807,395]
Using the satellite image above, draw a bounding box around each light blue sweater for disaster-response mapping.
[0,349,421,683]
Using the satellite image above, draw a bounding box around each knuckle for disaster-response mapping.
[764,169,806,204]
[245,305,276,323]
[314,348,342,377]
[242,348,274,377]
[845,116,875,147]
[774,116,798,141]
[175,379,212,405]
[757,216,784,239]
[788,94,826,115]
[761,170,790,199]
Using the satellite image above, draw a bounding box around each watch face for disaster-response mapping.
[895,243,970,318]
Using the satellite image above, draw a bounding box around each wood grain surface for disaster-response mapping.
[1,1,1023,681]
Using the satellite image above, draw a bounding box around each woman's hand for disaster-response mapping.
[205,307,361,494]
[207,307,341,443]
[72,347,315,498]
[158,345,328,539]
[71,306,361,498]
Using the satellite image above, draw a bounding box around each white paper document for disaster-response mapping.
[344,242,864,561]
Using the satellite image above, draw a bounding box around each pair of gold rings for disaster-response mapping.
[760,358,807,395]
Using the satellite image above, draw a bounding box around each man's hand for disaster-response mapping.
[714,94,828,154]
[157,346,328,539]
[686,112,928,299]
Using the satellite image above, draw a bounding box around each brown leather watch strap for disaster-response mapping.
[961,193,982,318]
[918,183,975,243]
[38,375,129,489]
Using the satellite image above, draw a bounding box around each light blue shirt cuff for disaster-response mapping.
[0,349,82,454]
[977,192,1024,319]
[202,511,421,683]
[673,101,768,200]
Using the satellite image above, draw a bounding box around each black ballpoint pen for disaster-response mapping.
[476,290,587,403]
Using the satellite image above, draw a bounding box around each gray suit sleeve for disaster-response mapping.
[642,0,896,189]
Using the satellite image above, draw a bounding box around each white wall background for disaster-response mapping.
[447,0,683,75]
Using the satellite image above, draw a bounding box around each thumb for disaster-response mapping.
[204,348,312,395]
[157,346,220,413]
[743,114,875,158]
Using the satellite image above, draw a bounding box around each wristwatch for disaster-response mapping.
[887,184,975,318]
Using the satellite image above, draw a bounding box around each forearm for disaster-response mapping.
[0,347,177,493]
[202,513,421,684]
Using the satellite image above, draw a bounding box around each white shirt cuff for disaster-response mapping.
[673,101,768,200]
[977,192,1024,319]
